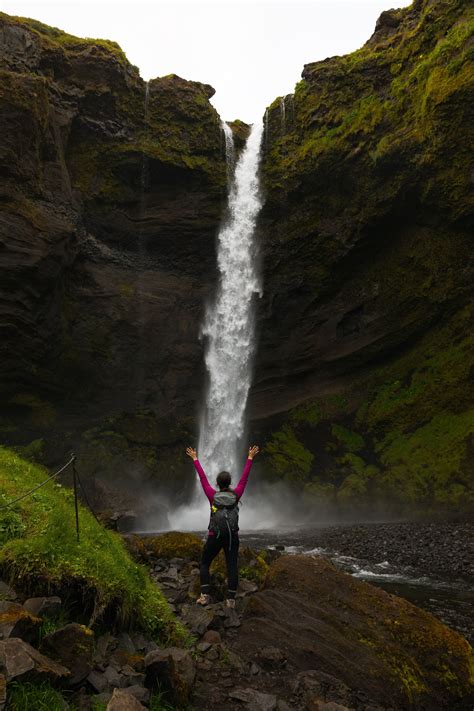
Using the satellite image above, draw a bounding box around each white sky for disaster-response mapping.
[1,0,412,122]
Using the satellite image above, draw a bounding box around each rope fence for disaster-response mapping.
[0,453,99,542]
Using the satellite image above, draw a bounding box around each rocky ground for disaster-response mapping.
[1,533,473,711]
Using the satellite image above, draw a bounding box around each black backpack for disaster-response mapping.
[209,490,239,538]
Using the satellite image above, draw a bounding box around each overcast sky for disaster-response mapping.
[2,0,412,122]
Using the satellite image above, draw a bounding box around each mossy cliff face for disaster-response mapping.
[0,13,227,483]
[252,0,473,513]
[1,3,473,515]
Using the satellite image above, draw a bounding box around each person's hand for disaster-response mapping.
[186,447,198,461]
[248,445,260,460]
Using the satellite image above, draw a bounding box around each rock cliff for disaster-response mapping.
[0,12,227,498]
[0,1,472,514]
[254,0,473,514]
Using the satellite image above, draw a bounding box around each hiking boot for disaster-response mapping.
[225,598,236,609]
[196,593,211,606]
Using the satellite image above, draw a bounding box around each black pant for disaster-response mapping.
[200,533,239,599]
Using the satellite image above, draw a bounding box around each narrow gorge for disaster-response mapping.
[0,0,472,524]
[0,1,473,710]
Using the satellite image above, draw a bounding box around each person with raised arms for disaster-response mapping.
[185,445,260,608]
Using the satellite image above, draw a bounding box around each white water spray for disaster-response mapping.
[167,121,264,530]
[199,120,263,479]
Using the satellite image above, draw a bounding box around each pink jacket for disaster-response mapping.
[193,457,253,523]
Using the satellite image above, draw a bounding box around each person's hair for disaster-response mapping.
[216,471,232,490]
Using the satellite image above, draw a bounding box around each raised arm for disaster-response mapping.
[234,445,259,499]
[186,447,215,502]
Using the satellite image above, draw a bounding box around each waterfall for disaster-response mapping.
[222,121,235,181]
[264,108,269,151]
[198,121,264,482]
[280,96,286,133]
[164,120,264,532]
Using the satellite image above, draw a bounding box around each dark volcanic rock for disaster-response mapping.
[0,11,227,496]
[41,622,94,684]
[253,0,474,515]
[229,687,277,710]
[0,637,70,683]
[232,555,474,711]
[106,688,147,710]
[144,646,195,706]
[23,596,62,618]
[0,601,40,642]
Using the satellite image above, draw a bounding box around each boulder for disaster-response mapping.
[104,665,122,688]
[223,607,241,628]
[23,596,62,618]
[202,629,221,644]
[87,669,109,694]
[181,604,216,635]
[145,647,195,706]
[116,632,135,654]
[229,687,278,710]
[106,688,147,710]
[0,601,40,642]
[124,684,150,704]
[237,578,259,596]
[41,623,94,685]
[292,671,362,711]
[144,532,202,561]
[234,555,474,711]
[256,646,286,669]
[0,637,70,683]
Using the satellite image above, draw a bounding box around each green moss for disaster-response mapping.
[385,656,429,702]
[144,532,202,561]
[264,0,472,212]
[337,455,379,506]
[378,411,474,507]
[0,448,185,642]
[330,425,365,452]
[265,425,314,483]
[8,13,132,68]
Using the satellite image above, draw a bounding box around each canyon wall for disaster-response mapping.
[0,0,472,514]
[253,0,473,514]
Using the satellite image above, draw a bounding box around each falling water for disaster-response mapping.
[280,96,286,133]
[197,121,264,481]
[264,108,269,151]
[222,121,235,181]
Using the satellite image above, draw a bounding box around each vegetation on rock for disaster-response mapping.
[0,448,184,641]
[257,0,473,514]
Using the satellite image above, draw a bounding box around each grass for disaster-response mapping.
[0,448,186,642]
[6,681,68,711]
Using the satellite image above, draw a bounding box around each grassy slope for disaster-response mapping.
[0,447,184,642]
